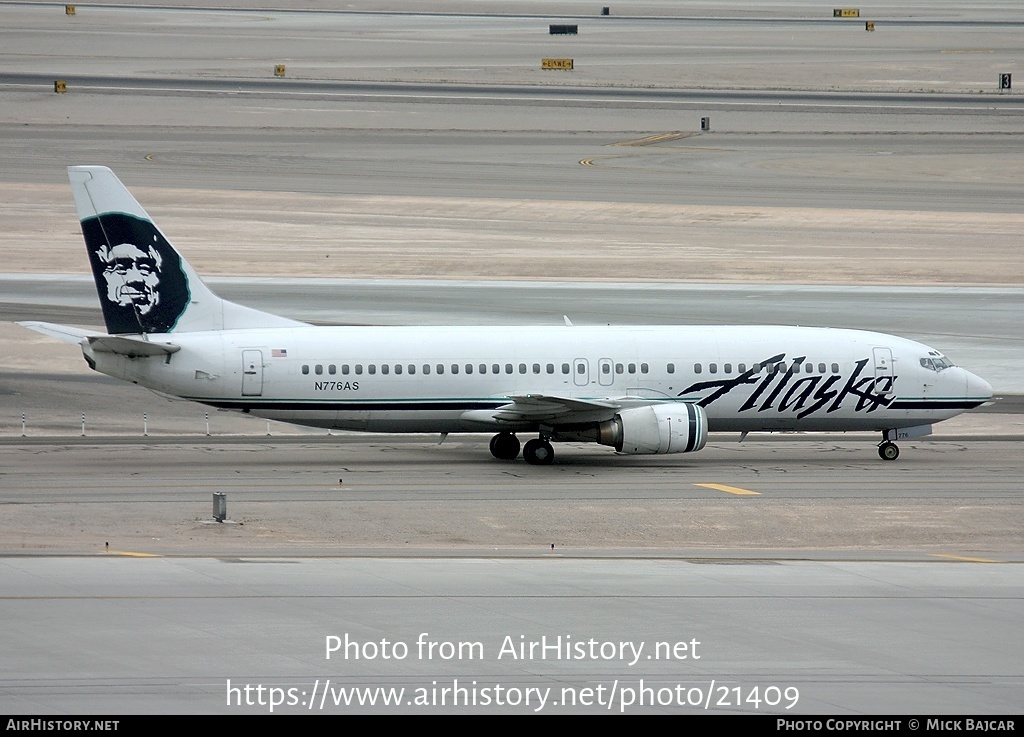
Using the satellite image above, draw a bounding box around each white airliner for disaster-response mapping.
[21,166,993,464]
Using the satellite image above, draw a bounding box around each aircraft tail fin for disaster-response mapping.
[68,165,304,335]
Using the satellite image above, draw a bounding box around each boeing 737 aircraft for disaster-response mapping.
[21,166,993,464]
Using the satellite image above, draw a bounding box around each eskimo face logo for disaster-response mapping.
[82,213,189,335]
[96,242,162,315]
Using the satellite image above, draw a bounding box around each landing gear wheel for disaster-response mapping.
[489,432,521,461]
[523,438,555,465]
[878,441,900,461]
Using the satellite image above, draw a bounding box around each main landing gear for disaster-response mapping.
[488,432,521,461]
[488,433,555,465]
[523,438,554,465]
[878,440,900,461]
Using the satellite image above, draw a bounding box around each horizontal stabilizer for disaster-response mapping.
[87,335,180,357]
[17,321,98,345]
[19,321,180,357]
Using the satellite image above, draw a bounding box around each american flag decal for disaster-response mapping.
[272,348,287,358]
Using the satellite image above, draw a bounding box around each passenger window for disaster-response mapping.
[505,364,514,374]
[436,364,444,375]
[562,363,570,375]
[492,364,500,374]
[546,364,555,374]
[533,363,541,374]
[667,363,675,374]
[738,363,746,373]
[615,363,624,374]
[724,363,732,374]
[832,363,840,373]
[519,364,527,374]
[640,363,649,374]
[479,364,487,374]
[709,363,717,374]
[694,363,702,374]
[328,365,336,375]
[804,363,812,373]
[394,364,402,375]
[451,364,459,375]
[341,364,350,375]
[601,363,610,374]
[577,363,586,374]
[368,365,376,375]
[423,364,430,375]
[818,363,826,374]
[381,364,390,375]
[301,365,309,375]
[355,364,363,375]
[628,363,636,374]
[465,364,473,375]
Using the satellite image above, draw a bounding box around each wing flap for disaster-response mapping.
[490,394,621,423]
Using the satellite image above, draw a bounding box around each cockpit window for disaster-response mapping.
[920,356,954,371]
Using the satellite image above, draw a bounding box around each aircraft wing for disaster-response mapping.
[490,394,623,423]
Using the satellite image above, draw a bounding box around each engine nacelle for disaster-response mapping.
[610,403,708,454]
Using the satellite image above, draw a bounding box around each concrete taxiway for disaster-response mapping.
[1,435,1023,557]
[2,557,1021,714]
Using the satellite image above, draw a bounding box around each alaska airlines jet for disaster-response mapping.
[21,166,993,464]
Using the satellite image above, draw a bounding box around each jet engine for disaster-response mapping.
[551,403,708,454]
[609,403,708,454]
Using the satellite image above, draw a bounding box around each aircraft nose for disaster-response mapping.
[965,370,993,403]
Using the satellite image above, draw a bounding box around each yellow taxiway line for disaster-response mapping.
[930,553,1001,563]
[693,483,761,496]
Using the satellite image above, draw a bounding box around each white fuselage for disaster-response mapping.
[83,324,991,435]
